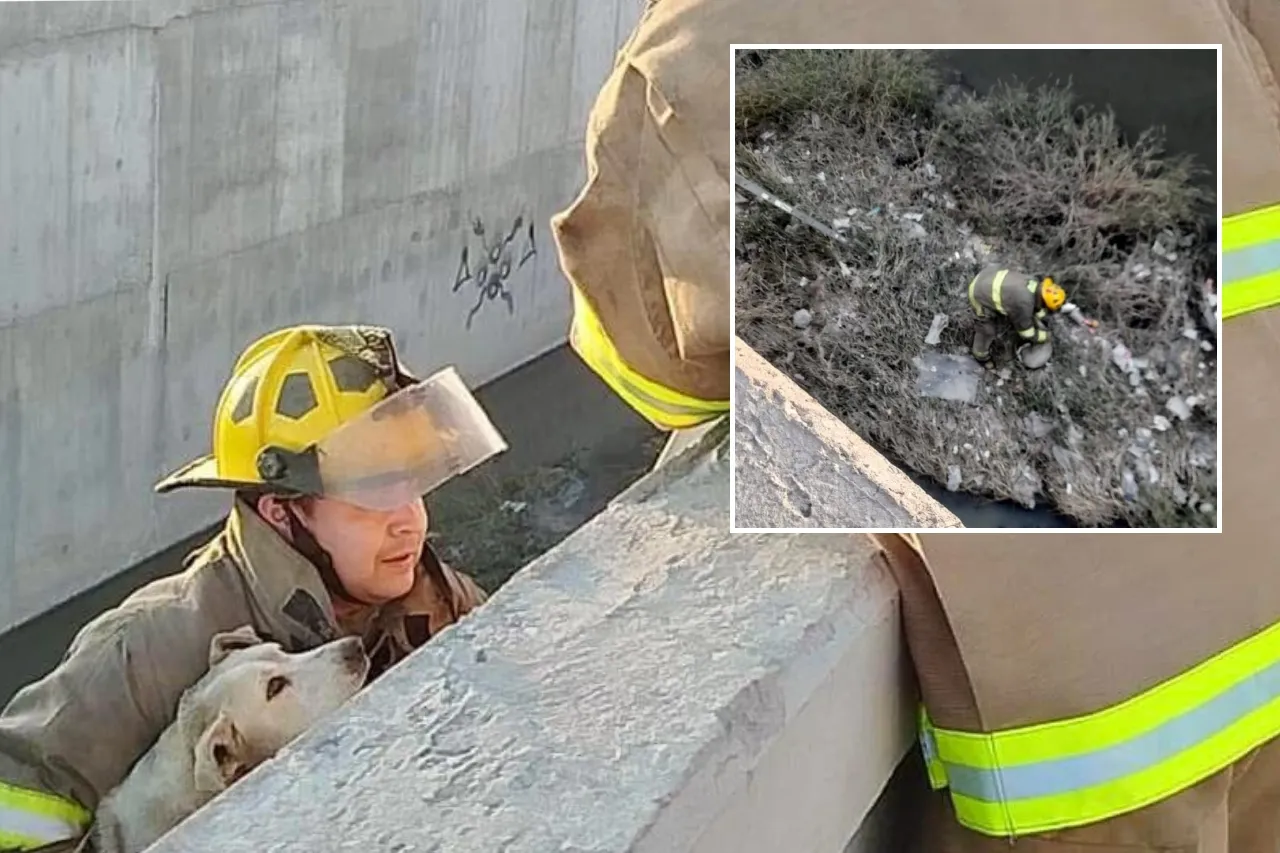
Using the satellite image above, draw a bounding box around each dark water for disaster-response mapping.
[906,471,1079,529]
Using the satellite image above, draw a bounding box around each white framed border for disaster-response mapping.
[728,43,1224,534]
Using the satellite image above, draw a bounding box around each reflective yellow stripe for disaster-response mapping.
[967,275,984,317]
[924,619,1280,837]
[1016,326,1037,339]
[990,269,1008,314]
[0,782,90,849]
[919,707,950,790]
[567,284,728,431]
[1223,202,1280,319]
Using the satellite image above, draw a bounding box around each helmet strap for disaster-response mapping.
[282,502,375,608]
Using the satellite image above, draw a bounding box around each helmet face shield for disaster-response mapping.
[310,367,507,510]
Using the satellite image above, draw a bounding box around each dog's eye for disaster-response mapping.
[266,675,289,700]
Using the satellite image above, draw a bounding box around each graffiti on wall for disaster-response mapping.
[452,214,538,329]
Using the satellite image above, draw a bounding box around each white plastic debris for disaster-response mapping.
[833,217,852,230]
[924,313,949,346]
[902,211,925,222]
[1165,396,1193,421]
[947,466,962,492]
[1152,415,1171,432]
[1110,343,1134,372]
[1122,470,1139,501]
[902,220,927,239]
[793,309,813,329]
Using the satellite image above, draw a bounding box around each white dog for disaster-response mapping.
[91,626,369,853]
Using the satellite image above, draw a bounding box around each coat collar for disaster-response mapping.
[225,498,342,646]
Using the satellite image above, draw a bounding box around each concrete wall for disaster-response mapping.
[148,433,919,853]
[734,339,962,529]
[0,0,641,635]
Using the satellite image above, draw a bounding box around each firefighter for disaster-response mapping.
[0,324,500,851]
[552,1,1275,851]
[968,265,1067,369]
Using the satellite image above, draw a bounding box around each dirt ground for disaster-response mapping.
[735,49,1218,527]
[428,433,667,591]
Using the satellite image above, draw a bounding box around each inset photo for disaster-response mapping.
[731,46,1220,530]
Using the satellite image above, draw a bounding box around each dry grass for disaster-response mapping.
[735,49,1217,527]
[427,434,666,591]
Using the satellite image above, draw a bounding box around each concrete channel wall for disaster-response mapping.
[734,339,962,529]
[149,433,921,853]
[0,0,641,635]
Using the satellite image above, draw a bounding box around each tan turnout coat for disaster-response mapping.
[560,0,1274,849]
[0,499,485,847]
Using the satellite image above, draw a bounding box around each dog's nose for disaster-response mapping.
[338,636,368,669]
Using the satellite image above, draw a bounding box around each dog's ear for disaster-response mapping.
[192,712,250,793]
[208,625,264,667]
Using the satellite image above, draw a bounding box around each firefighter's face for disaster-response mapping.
[262,494,428,603]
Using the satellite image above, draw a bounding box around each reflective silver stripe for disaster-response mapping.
[0,803,82,847]
[1223,238,1280,284]
[943,655,1280,803]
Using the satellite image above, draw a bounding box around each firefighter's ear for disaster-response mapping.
[208,625,264,667]
[192,713,249,792]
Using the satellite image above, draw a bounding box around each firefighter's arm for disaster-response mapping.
[1017,304,1051,344]
[0,607,209,819]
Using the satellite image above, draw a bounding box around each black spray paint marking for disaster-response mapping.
[452,214,537,329]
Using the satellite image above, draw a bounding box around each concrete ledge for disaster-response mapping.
[733,339,962,529]
[150,441,915,852]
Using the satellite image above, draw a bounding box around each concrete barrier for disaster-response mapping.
[0,0,641,635]
[147,433,918,853]
[734,339,963,529]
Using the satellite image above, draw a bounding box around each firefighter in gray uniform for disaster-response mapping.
[967,265,1066,369]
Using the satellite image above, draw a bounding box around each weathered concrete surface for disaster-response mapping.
[734,340,963,529]
[0,0,642,634]
[148,443,915,853]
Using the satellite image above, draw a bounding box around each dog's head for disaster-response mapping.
[185,626,370,794]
